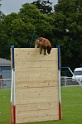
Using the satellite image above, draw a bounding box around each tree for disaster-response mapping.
[31,0,52,14]
[53,0,82,69]
[19,3,54,44]
[0,13,19,58]
[10,18,35,48]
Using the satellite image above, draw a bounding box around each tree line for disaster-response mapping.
[0,0,82,70]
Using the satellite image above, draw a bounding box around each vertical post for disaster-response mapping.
[56,45,62,120]
[11,45,16,124]
[9,46,14,124]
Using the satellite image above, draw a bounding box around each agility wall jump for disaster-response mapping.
[10,46,62,124]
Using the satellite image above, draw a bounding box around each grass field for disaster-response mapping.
[0,86,82,124]
[0,89,10,124]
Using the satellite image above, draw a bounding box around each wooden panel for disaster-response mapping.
[16,87,58,104]
[16,79,58,88]
[14,48,60,123]
[16,76,58,82]
[14,48,57,61]
[15,53,58,61]
[15,70,58,78]
[14,48,57,52]
[16,103,59,123]
[16,97,58,105]
[15,60,58,68]
[16,108,59,117]
[16,87,58,101]
[16,102,58,113]
[17,113,59,123]
[15,67,58,73]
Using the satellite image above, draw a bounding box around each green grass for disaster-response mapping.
[61,86,82,124]
[0,86,82,124]
[0,89,10,124]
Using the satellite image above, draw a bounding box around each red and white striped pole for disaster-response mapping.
[9,68,13,123]
[56,45,62,120]
[11,45,16,124]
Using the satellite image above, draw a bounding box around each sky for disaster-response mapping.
[1,0,58,15]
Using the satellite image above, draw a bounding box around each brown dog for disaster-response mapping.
[35,37,52,55]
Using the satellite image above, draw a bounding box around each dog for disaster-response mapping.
[35,37,52,55]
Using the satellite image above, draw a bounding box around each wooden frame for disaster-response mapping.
[10,47,62,124]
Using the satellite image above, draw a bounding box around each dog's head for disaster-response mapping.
[47,46,52,54]
[35,37,43,47]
